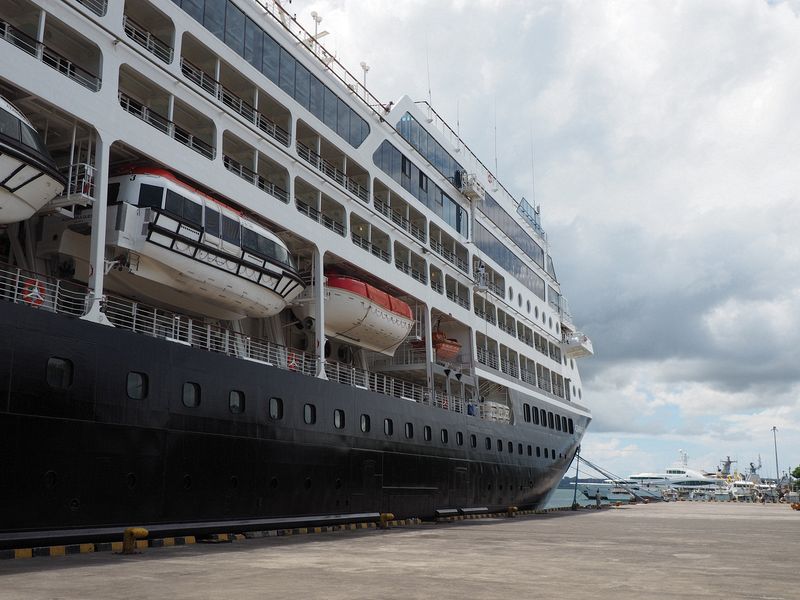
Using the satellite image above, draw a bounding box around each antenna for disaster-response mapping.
[529,125,536,205]
[493,98,498,178]
[425,37,433,121]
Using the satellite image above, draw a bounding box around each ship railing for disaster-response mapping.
[537,375,553,394]
[324,362,428,404]
[63,162,97,199]
[394,260,427,285]
[223,155,288,203]
[498,322,516,337]
[372,346,427,368]
[433,392,465,414]
[430,280,443,294]
[179,57,290,147]
[0,264,87,317]
[295,199,346,236]
[74,0,108,17]
[429,239,469,274]
[296,141,369,202]
[520,368,537,387]
[0,19,101,91]
[373,198,426,244]
[500,357,519,378]
[445,288,470,310]
[351,233,391,263]
[476,347,499,370]
[122,15,173,64]
[119,92,215,159]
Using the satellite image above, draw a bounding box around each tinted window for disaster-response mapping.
[222,215,240,244]
[203,0,225,39]
[182,382,200,407]
[485,437,491,450]
[568,418,574,434]
[224,2,245,55]
[360,413,370,433]
[165,189,183,217]
[0,109,20,140]
[108,182,121,204]
[126,371,148,399]
[182,0,204,22]
[334,409,345,429]
[279,47,295,96]
[269,397,283,420]
[138,184,163,208]
[205,207,220,237]
[183,198,202,227]
[470,434,477,448]
[295,63,310,110]
[46,357,73,389]
[309,75,324,120]
[243,18,263,69]
[229,390,245,413]
[384,418,393,436]
[304,403,316,424]
[423,425,432,441]
[405,422,414,439]
[261,33,280,82]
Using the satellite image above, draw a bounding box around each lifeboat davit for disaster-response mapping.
[52,167,304,320]
[0,96,65,223]
[296,275,414,356]
[412,330,462,362]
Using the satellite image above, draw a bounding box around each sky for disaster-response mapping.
[288,0,800,479]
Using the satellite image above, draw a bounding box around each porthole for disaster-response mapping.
[182,382,201,408]
[304,403,317,424]
[269,397,283,420]
[360,413,371,432]
[508,286,513,299]
[126,371,148,399]
[305,477,312,490]
[334,409,345,429]
[229,390,245,414]
[534,306,539,318]
[46,357,73,389]
[384,418,394,436]
[456,431,464,446]
[526,300,531,313]
[441,429,449,444]
[405,422,414,439]
[485,437,492,450]
[424,425,432,441]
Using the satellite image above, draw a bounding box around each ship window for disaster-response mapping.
[485,437,491,450]
[337,97,350,139]
[138,184,163,208]
[384,418,393,436]
[555,414,562,431]
[222,215,240,245]
[165,189,183,217]
[18,123,46,155]
[507,441,513,453]
[203,0,226,39]
[532,406,540,425]
[518,443,523,455]
[268,397,283,420]
[405,422,414,439]
[536,446,541,457]
[181,0,204,22]
[204,207,220,237]
[46,357,73,389]
[108,182,120,204]
[544,448,549,458]
[229,390,245,413]
[401,156,411,178]
[552,449,556,460]
[224,1,245,56]
[441,429,449,444]
[470,434,477,448]
[527,445,532,456]
[182,382,200,407]
[523,404,531,422]
[568,418,574,434]
[456,431,464,446]
[360,413,370,432]
[295,63,310,110]
[334,409,345,429]
[548,412,554,429]
[184,198,202,227]
[243,17,262,69]
[261,32,280,83]
[323,86,337,131]
[126,371,148,400]
[423,425,432,441]
[0,108,20,140]
[278,47,295,96]
[562,416,568,432]
[309,75,324,120]
[497,439,503,452]
[303,403,316,425]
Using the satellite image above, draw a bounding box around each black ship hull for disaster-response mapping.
[0,301,586,548]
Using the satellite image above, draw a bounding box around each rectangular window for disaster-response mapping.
[224,1,246,56]
[261,33,280,83]
[294,63,310,110]
[229,390,245,413]
[222,215,240,245]
[555,414,562,431]
[540,409,547,427]
[527,445,532,456]
[544,448,549,458]
[182,0,205,23]
[336,98,350,139]
[334,409,345,429]
[507,441,513,453]
[126,371,148,399]
[532,406,540,425]
[269,397,283,420]
[138,184,163,208]
[349,111,361,147]
[497,439,503,452]
[108,182,121,204]
[562,416,569,432]
[323,87,337,131]
[279,47,295,96]
[204,207,220,237]
[485,436,491,450]
[183,198,203,227]
[309,75,324,120]
[46,357,73,389]
[470,434,477,448]
[203,0,226,40]
[523,404,531,423]
[548,412,554,429]
[518,443,523,455]
[243,18,262,70]
[164,189,183,218]
[182,382,200,407]
[384,418,393,436]
[405,422,414,439]
[536,446,541,457]
[568,418,574,434]
[304,403,316,424]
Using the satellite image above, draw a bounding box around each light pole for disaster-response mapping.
[771,426,779,483]
[360,61,370,98]
[310,11,322,53]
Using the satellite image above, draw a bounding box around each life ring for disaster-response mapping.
[287,351,299,371]
[21,278,46,307]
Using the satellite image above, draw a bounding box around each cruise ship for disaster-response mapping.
[0,0,593,545]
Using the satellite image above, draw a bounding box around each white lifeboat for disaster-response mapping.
[295,275,414,356]
[563,331,594,358]
[54,167,303,320]
[0,96,65,223]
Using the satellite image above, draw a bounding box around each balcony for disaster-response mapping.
[395,260,427,285]
[181,58,290,147]
[296,141,369,202]
[500,357,519,378]
[352,232,390,263]
[119,92,215,159]
[476,346,499,370]
[0,19,101,91]
[123,15,173,64]
[430,238,469,274]
[374,197,426,243]
[296,200,346,236]
[76,0,108,16]
[223,155,288,203]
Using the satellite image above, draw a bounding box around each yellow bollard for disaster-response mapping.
[122,527,149,555]
[379,513,395,529]
[507,506,518,518]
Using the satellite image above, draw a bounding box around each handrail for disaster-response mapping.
[296,199,346,236]
[73,0,108,17]
[223,155,288,203]
[351,232,390,263]
[373,197,426,243]
[296,141,369,202]
[0,19,101,91]
[123,15,173,64]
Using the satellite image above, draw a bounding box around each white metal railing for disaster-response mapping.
[500,357,519,378]
[119,92,215,159]
[430,239,469,274]
[373,197,427,243]
[0,265,87,316]
[74,0,108,16]
[180,57,290,147]
[445,288,469,310]
[223,155,288,203]
[296,142,369,202]
[394,260,427,284]
[498,322,516,337]
[431,279,443,294]
[0,19,101,91]
[433,392,465,414]
[123,15,173,64]
[521,369,537,386]
[351,233,390,263]
[476,346,499,370]
[295,200,346,236]
[62,163,96,198]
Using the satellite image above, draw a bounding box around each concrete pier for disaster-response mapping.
[1,502,798,599]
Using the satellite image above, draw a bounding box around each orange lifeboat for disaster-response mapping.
[295,275,414,356]
[412,330,462,362]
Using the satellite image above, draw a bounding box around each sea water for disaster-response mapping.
[544,487,606,509]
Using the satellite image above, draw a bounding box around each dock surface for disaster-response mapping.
[1,502,798,599]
